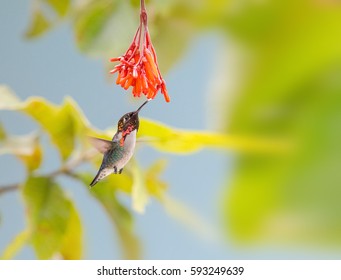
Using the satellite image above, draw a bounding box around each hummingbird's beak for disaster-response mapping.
[134,100,149,115]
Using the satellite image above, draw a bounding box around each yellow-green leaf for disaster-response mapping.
[0,122,6,143]
[0,85,21,109]
[79,173,140,259]
[0,130,42,172]
[60,203,83,259]
[17,137,42,172]
[222,1,341,247]
[22,176,72,259]
[138,118,288,154]
[1,230,30,260]
[25,9,51,38]
[73,0,121,54]
[145,159,168,197]
[0,88,92,161]
[150,9,193,73]
[23,99,77,160]
[44,0,71,17]
[131,161,149,214]
[0,123,6,141]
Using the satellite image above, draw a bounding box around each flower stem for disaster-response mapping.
[140,0,147,26]
[140,0,146,13]
[138,0,148,58]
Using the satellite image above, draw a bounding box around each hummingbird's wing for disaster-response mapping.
[88,137,125,187]
[88,136,113,154]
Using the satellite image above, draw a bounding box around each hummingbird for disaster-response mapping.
[89,100,149,187]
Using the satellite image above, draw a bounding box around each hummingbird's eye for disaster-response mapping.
[122,115,130,123]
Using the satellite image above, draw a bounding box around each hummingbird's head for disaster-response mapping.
[117,111,139,132]
[117,100,149,133]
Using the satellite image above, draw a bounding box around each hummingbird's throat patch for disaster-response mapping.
[119,125,134,146]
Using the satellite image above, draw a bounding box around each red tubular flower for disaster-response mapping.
[109,0,170,102]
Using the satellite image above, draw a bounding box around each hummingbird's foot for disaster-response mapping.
[114,166,118,174]
[119,168,123,174]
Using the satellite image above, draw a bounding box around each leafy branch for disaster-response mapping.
[0,83,286,259]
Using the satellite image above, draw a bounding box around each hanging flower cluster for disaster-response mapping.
[109,4,170,102]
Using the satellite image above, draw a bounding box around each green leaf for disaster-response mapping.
[25,9,51,39]
[0,131,42,172]
[138,118,287,154]
[0,121,42,172]
[22,176,74,259]
[222,1,341,247]
[0,88,92,161]
[23,98,78,161]
[0,85,21,109]
[1,230,30,260]
[150,10,193,73]
[60,203,83,259]
[73,0,128,56]
[131,161,149,213]
[145,159,168,197]
[79,173,141,259]
[0,122,6,141]
[44,0,71,17]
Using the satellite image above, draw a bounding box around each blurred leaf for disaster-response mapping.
[0,122,6,141]
[73,0,133,56]
[14,135,42,172]
[145,159,168,197]
[150,9,192,73]
[78,173,140,259]
[0,130,43,172]
[223,1,341,247]
[25,9,51,38]
[0,87,273,162]
[138,118,288,154]
[0,89,92,161]
[22,98,80,161]
[60,203,83,259]
[129,0,140,8]
[159,194,217,240]
[192,0,230,29]
[22,176,76,259]
[25,0,71,39]
[131,161,149,213]
[0,85,21,109]
[44,0,71,17]
[1,230,30,260]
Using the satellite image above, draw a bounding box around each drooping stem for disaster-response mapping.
[140,0,147,27]
[140,0,146,15]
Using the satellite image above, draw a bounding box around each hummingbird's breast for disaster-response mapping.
[111,130,136,170]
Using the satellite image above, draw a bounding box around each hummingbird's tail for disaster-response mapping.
[89,172,100,187]
[89,167,113,187]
